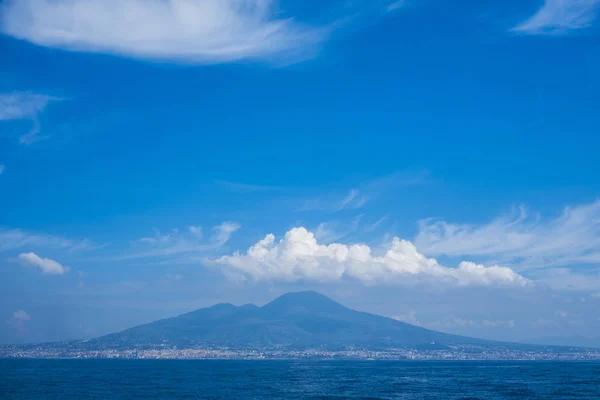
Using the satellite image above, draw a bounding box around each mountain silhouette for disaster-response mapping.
[91,291,488,350]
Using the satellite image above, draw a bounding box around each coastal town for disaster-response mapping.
[2,343,600,361]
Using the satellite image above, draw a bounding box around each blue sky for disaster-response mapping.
[1,0,600,345]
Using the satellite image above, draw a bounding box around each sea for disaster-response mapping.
[1,359,599,399]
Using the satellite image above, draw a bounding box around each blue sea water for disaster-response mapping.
[1,359,599,399]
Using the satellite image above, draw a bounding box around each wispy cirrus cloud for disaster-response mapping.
[214,227,528,287]
[512,0,600,35]
[0,227,102,253]
[121,221,241,260]
[336,189,364,211]
[299,170,430,212]
[18,252,69,275]
[414,200,600,270]
[0,91,63,144]
[529,268,600,291]
[212,222,242,246]
[298,188,367,212]
[0,0,331,65]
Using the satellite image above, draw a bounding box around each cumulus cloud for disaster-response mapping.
[6,310,31,332]
[512,0,600,35]
[0,0,330,65]
[414,201,600,270]
[18,252,69,275]
[0,91,63,144]
[214,227,528,287]
[0,227,101,252]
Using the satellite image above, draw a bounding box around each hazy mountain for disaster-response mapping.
[89,291,491,350]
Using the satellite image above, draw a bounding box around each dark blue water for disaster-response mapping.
[1,359,599,399]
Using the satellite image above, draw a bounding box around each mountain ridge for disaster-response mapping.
[88,291,491,350]
[4,291,600,360]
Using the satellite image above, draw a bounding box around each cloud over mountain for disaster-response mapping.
[214,227,528,287]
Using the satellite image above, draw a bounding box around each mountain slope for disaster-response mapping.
[89,291,488,350]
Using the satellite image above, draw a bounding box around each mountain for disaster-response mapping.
[88,291,490,350]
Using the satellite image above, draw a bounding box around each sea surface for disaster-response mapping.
[1,359,599,399]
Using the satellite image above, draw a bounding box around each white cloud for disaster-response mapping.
[18,252,69,275]
[0,91,63,144]
[12,310,30,321]
[0,92,58,120]
[138,228,177,245]
[0,227,101,252]
[512,0,600,35]
[214,227,528,287]
[0,0,330,65]
[6,310,31,332]
[212,222,241,246]
[414,201,600,270]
